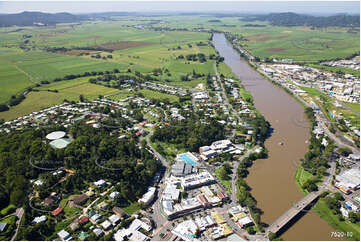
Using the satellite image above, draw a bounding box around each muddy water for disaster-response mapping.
[213,33,340,241]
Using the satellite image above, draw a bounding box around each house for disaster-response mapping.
[58,229,72,241]
[0,223,8,232]
[32,215,47,224]
[43,196,55,206]
[97,201,108,210]
[109,191,120,200]
[108,214,121,225]
[51,207,63,216]
[69,221,80,231]
[34,179,43,186]
[101,220,112,230]
[78,231,89,241]
[93,228,103,237]
[113,207,127,218]
[78,216,89,225]
[88,210,96,217]
[217,190,229,202]
[90,214,102,223]
[70,194,89,205]
[94,179,106,187]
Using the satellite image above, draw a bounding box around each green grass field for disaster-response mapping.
[122,202,140,215]
[307,64,360,78]
[0,80,118,121]
[344,102,360,113]
[314,199,360,241]
[135,15,359,62]
[108,88,179,103]
[295,167,360,241]
[214,167,232,193]
[294,167,314,195]
[137,89,179,102]
[0,21,215,111]
[232,25,360,62]
[0,50,125,103]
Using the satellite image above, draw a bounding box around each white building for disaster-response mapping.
[138,187,156,205]
[114,228,150,241]
[171,219,199,241]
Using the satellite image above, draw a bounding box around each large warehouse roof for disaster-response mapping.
[46,131,66,140]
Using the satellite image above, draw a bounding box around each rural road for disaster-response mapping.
[11,207,24,241]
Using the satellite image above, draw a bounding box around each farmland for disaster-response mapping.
[0,79,118,121]
[147,15,360,62]
[0,20,215,116]
[0,16,359,121]
[0,50,125,103]
[233,25,360,62]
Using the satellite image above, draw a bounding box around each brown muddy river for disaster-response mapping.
[213,33,341,241]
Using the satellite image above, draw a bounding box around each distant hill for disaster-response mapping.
[0,11,88,27]
[244,12,360,27]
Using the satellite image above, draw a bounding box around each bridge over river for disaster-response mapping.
[267,191,321,236]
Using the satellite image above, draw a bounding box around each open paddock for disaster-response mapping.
[0,82,118,121]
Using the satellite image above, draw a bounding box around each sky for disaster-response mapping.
[0,1,359,15]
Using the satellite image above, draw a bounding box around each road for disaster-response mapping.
[11,207,24,241]
[83,185,114,216]
[214,62,241,123]
[230,147,259,205]
[316,114,359,155]
[143,131,171,240]
[341,101,360,116]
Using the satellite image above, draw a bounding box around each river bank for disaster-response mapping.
[212,33,341,241]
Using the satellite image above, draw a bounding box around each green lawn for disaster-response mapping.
[0,204,16,217]
[137,89,179,103]
[294,167,314,194]
[344,102,360,113]
[214,167,232,193]
[313,199,360,241]
[295,161,360,240]
[155,78,206,89]
[121,202,140,215]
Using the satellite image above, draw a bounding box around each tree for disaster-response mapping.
[0,104,9,112]
[246,226,255,235]
[337,147,352,157]
[79,94,85,102]
[269,232,277,240]
[349,212,360,223]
